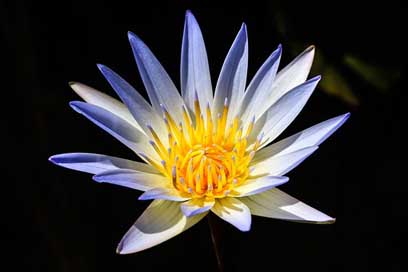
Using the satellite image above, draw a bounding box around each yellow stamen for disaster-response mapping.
[142,99,258,198]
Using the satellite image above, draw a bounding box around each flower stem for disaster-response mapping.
[208,213,224,272]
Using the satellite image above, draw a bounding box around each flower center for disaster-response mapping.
[143,98,262,199]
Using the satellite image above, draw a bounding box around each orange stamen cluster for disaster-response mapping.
[144,97,262,199]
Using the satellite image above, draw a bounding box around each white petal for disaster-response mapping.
[251,146,319,176]
[253,113,350,162]
[117,200,207,254]
[181,11,213,112]
[93,169,168,191]
[240,188,335,224]
[128,32,186,123]
[211,197,251,231]
[251,46,315,120]
[255,76,320,147]
[69,82,142,131]
[233,176,289,197]
[239,45,282,126]
[180,198,215,217]
[139,187,190,202]
[212,24,248,126]
[49,153,159,175]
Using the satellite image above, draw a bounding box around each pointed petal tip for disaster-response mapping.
[241,226,251,232]
[313,217,336,224]
[69,101,82,111]
[69,100,78,108]
[326,112,350,135]
[96,63,105,71]
[307,45,316,51]
[69,82,86,94]
[127,31,139,42]
[232,23,247,41]
[210,209,252,232]
[343,112,351,120]
[92,174,103,183]
[48,155,58,164]
[239,23,248,37]
[96,63,115,76]
[68,82,87,96]
[69,101,89,115]
[299,75,321,90]
[185,9,194,19]
[311,74,322,81]
[293,75,320,95]
[116,240,129,255]
[138,194,150,201]
[127,31,149,53]
[334,112,351,127]
[285,216,335,224]
[115,246,123,254]
[238,220,251,232]
[271,44,282,58]
[92,171,122,183]
[115,238,148,254]
[116,245,134,255]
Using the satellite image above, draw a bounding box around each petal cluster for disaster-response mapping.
[50,11,349,254]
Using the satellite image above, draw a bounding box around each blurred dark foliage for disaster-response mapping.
[2,0,407,271]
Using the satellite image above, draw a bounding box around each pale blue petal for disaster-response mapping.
[128,32,186,122]
[212,24,248,126]
[69,101,157,160]
[93,169,168,191]
[181,10,213,112]
[251,146,319,176]
[69,82,141,130]
[48,153,159,175]
[255,76,321,147]
[138,188,190,202]
[97,64,165,137]
[239,45,282,125]
[251,46,315,119]
[254,113,350,162]
[233,176,289,197]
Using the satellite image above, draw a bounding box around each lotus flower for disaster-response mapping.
[49,11,349,254]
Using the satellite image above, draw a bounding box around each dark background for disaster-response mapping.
[3,0,407,271]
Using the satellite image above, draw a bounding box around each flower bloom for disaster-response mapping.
[50,11,349,254]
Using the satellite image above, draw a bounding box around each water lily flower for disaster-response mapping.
[49,11,349,254]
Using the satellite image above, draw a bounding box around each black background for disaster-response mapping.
[4,0,407,271]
